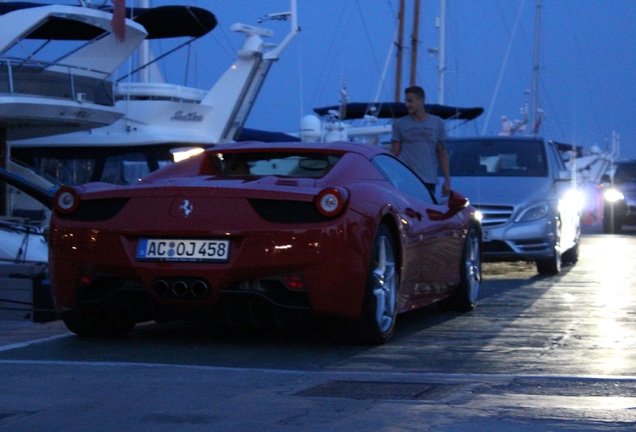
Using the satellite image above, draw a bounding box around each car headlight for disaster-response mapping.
[515,202,549,222]
[604,188,625,203]
[560,189,585,214]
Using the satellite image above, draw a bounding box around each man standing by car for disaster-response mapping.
[391,86,450,196]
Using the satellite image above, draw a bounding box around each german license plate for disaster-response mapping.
[136,239,230,262]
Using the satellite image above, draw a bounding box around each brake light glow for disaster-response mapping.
[54,187,80,214]
[315,187,348,217]
[282,274,304,291]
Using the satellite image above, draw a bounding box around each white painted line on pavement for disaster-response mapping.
[0,332,72,352]
[1,357,636,385]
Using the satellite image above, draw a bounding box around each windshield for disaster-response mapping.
[446,139,548,177]
[614,162,636,185]
[213,152,341,178]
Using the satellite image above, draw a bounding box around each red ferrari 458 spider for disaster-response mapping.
[50,141,482,344]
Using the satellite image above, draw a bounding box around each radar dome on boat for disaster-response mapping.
[300,115,322,142]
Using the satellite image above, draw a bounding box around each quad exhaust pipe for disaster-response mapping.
[190,280,210,299]
[153,278,211,299]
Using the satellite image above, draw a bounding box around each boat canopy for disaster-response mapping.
[0,3,217,40]
[0,2,107,40]
[237,128,301,143]
[314,102,484,121]
[120,5,217,39]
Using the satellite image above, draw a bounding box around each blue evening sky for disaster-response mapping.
[57,1,636,159]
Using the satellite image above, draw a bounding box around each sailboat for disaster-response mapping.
[298,0,482,145]
[300,99,483,144]
[487,0,618,226]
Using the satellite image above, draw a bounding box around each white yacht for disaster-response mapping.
[0,2,148,268]
[9,1,300,187]
[0,2,148,139]
[0,2,149,320]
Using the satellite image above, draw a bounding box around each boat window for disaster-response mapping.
[213,152,341,178]
[11,147,176,186]
[446,139,548,177]
[32,157,98,186]
[103,155,153,184]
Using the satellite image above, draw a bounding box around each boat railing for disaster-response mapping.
[0,58,115,106]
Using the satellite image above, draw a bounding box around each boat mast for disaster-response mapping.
[530,0,542,133]
[437,0,446,104]
[409,0,421,86]
[394,0,405,101]
[0,127,5,215]
[137,0,150,83]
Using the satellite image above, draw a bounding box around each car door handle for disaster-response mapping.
[405,208,422,220]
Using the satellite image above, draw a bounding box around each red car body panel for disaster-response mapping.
[49,141,477,325]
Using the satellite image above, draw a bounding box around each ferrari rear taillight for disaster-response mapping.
[54,187,80,214]
[282,274,304,291]
[315,187,348,217]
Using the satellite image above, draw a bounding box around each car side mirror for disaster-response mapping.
[447,190,469,211]
[426,190,469,221]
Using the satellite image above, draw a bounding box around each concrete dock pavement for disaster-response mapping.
[1,228,636,430]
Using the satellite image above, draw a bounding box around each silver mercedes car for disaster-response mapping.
[445,136,581,275]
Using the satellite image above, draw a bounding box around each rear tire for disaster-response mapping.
[603,203,623,234]
[448,224,481,312]
[351,225,398,345]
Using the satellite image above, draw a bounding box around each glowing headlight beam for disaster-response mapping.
[604,188,625,203]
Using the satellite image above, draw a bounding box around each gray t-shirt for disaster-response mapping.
[391,114,446,184]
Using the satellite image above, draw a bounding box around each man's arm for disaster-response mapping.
[437,140,451,196]
[391,140,401,157]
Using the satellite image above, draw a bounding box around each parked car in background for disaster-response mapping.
[603,160,636,234]
[49,141,482,345]
[445,136,581,276]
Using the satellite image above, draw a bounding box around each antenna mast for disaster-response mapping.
[409,0,421,86]
[437,0,446,104]
[531,0,542,133]
[394,0,405,101]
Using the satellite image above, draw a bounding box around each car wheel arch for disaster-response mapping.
[378,213,403,276]
[536,213,562,276]
[349,222,400,344]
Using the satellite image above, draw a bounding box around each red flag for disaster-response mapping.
[111,0,126,42]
